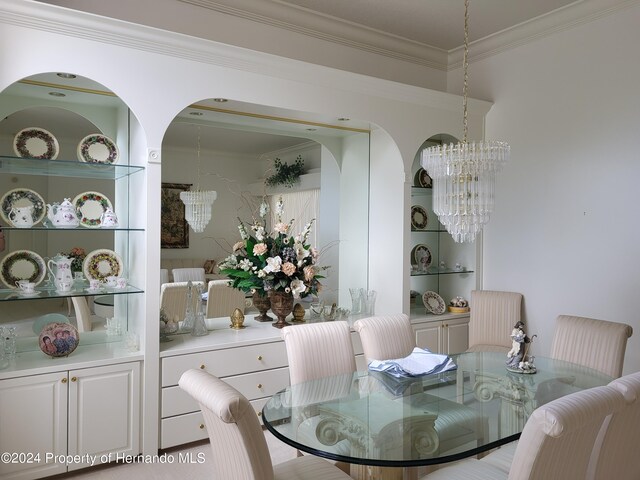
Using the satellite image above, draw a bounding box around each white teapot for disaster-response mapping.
[47,198,80,228]
[9,205,34,228]
[100,207,119,227]
[47,254,74,290]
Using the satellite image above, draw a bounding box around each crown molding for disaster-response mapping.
[447,0,640,69]
[177,0,448,70]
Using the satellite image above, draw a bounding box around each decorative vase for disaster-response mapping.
[269,291,294,329]
[292,303,306,323]
[252,291,273,322]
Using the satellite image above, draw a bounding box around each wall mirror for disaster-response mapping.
[161,100,371,309]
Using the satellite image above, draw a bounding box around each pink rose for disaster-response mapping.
[303,265,316,281]
[282,262,296,276]
[274,222,289,234]
[253,243,268,256]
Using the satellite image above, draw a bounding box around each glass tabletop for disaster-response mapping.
[262,351,612,467]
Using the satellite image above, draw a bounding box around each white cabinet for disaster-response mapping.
[413,315,469,355]
[0,362,140,480]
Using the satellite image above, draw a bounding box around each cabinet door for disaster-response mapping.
[414,322,442,353]
[0,372,68,480]
[67,362,140,470]
[443,317,469,354]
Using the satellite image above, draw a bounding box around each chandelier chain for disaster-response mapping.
[462,0,469,144]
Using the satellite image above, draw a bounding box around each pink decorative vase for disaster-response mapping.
[269,291,294,329]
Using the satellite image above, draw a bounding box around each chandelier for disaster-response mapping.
[421,0,509,243]
[180,127,217,233]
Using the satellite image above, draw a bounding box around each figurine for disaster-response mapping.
[506,321,537,374]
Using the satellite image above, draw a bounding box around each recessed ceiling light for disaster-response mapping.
[213,98,228,103]
[48,92,66,97]
[338,117,350,121]
[189,111,203,116]
[56,73,77,79]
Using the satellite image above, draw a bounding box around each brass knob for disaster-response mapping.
[444,324,448,328]
[199,424,205,429]
[257,383,263,389]
[200,364,205,369]
[257,411,262,417]
[61,378,68,384]
[257,355,263,361]
[71,377,77,382]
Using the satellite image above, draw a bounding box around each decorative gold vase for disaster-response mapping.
[269,291,294,329]
[292,302,306,323]
[252,291,273,322]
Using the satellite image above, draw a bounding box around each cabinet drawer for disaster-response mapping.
[162,342,287,387]
[162,367,289,418]
[161,398,268,449]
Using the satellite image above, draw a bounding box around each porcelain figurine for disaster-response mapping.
[47,198,80,228]
[100,207,119,227]
[47,254,74,291]
[8,205,34,228]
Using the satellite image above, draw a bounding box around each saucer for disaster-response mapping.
[19,291,40,297]
[85,287,103,293]
[55,289,73,294]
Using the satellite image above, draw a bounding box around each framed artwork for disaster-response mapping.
[161,182,191,249]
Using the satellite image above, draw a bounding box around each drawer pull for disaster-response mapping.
[61,378,68,384]
[257,355,263,361]
[199,424,205,430]
[200,364,206,370]
[257,411,262,417]
[71,377,77,382]
[257,383,263,389]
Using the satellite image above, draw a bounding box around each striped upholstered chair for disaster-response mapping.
[178,369,352,480]
[467,290,523,353]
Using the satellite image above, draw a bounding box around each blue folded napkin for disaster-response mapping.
[368,347,457,378]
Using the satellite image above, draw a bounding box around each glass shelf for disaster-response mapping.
[0,285,144,302]
[1,226,145,232]
[411,186,433,196]
[411,228,444,233]
[410,268,474,277]
[0,155,144,179]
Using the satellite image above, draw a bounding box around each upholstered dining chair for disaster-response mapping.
[160,281,205,324]
[467,290,523,353]
[70,296,93,333]
[160,268,169,289]
[423,384,626,480]
[205,279,246,319]
[549,315,633,378]
[171,267,206,283]
[353,314,488,455]
[178,369,352,480]
[586,372,640,480]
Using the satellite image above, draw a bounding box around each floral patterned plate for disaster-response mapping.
[77,134,119,164]
[39,322,79,358]
[0,250,47,288]
[414,168,432,188]
[82,249,123,281]
[411,205,428,230]
[72,191,112,228]
[0,188,46,226]
[13,127,59,160]
[411,244,432,270]
[422,291,446,315]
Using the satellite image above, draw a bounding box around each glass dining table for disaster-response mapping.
[262,352,612,478]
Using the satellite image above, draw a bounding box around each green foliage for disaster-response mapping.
[265,155,304,188]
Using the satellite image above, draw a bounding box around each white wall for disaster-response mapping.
[447,4,640,373]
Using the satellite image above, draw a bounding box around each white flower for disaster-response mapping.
[295,242,310,262]
[239,259,253,271]
[220,254,238,268]
[290,279,307,298]
[257,270,266,278]
[259,201,269,218]
[255,226,265,241]
[263,256,282,273]
[275,197,284,221]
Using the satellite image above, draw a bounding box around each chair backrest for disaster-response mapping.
[71,296,92,333]
[160,268,169,288]
[468,290,523,352]
[178,369,274,480]
[550,315,633,378]
[172,267,206,283]
[206,280,246,318]
[508,385,625,480]
[160,281,205,323]
[587,372,640,480]
[281,321,356,385]
[353,314,414,362]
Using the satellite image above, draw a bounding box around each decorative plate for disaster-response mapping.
[13,127,59,160]
[77,134,119,164]
[411,205,428,230]
[82,249,123,281]
[38,322,79,357]
[414,168,432,188]
[0,188,46,226]
[411,244,432,270]
[423,291,446,315]
[0,250,47,288]
[72,191,112,228]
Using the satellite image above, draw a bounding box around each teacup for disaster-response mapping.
[88,279,102,290]
[56,281,73,292]
[73,271,84,282]
[105,276,118,288]
[115,277,127,289]
[18,281,36,294]
[15,279,30,289]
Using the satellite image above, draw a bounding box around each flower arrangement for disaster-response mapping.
[219,197,325,298]
[63,247,86,273]
[265,155,304,188]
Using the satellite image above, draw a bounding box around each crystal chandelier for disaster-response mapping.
[180,127,217,233]
[421,0,509,243]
